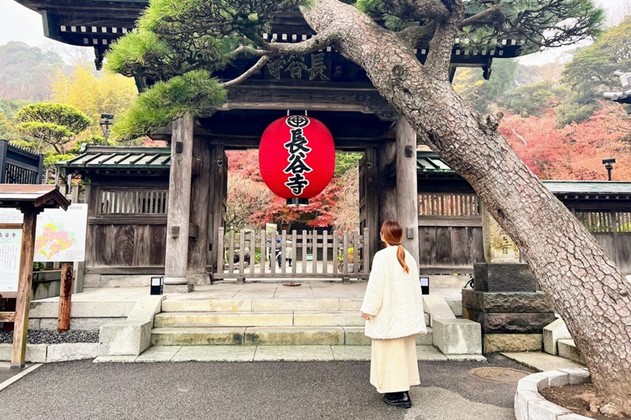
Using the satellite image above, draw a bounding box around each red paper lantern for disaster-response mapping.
[259,115,335,205]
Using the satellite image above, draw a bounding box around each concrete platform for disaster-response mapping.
[94,344,459,363]
[500,351,584,372]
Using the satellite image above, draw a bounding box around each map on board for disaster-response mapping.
[0,203,88,263]
[33,204,88,262]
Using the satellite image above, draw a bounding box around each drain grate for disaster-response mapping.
[468,367,530,384]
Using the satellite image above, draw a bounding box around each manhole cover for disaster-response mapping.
[282,282,301,287]
[468,367,530,384]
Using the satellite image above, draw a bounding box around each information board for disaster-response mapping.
[0,204,88,263]
[0,229,22,292]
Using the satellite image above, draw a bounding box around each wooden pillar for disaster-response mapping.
[378,139,398,224]
[187,136,211,284]
[360,147,380,266]
[11,210,38,367]
[164,114,194,292]
[395,117,420,265]
[207,144,227,278]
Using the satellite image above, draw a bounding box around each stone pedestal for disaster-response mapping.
[463,263,555,353]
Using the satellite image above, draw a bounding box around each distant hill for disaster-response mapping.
[0,41,63,101]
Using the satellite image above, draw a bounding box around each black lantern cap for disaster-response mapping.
[286,198,309,206]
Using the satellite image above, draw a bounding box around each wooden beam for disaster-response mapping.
[12,211,38,368]
[0,312,15,322]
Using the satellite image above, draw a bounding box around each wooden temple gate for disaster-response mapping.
[32,0,523,289]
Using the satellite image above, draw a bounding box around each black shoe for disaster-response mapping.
[383,392,412,409]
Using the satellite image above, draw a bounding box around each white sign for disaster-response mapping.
[0,204,88,262]
[0,229,22,292]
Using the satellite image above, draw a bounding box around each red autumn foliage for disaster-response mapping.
[500,103,631,180]
[226,149,350,230]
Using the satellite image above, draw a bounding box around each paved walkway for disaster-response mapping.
[31,280,463,303]
[0,355,527,420]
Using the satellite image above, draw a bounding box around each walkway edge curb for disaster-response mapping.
[0,363,42,392]
[514,368,591,420]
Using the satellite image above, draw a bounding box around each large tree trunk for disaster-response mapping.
[302,0,631,411]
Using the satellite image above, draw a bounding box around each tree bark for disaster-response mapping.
[301,0,631,411]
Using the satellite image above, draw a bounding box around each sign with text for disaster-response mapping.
[0,204,88,262]
[0,229,22,292]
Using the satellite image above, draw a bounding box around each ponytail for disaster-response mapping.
[396,244,409,273]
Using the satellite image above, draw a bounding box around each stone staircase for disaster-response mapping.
[150,298,433,347]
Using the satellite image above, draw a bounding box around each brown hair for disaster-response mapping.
[380,220,409,273]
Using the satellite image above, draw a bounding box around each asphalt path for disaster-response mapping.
[0,355,530,420]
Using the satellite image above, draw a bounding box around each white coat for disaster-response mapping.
[360,246,426,339]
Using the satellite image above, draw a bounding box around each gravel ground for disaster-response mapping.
[0,330,99,344]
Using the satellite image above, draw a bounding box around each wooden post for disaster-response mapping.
[164,114,194,292]
[361,147,380,267]
[57,262,73,332]
[396,117,420,265]
[207,144,227,277]
[11,211,38,367]
[378,139,398,223]
[187,136,211,283]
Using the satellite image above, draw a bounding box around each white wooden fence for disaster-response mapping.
[215,228,370,281]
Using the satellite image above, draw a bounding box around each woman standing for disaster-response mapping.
[360,220,426,409]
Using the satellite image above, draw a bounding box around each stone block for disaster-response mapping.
[462,289,554,313]
[344,327,370,345]
[47,343,98,362]
[99,320,152,356]
[154,312,294,328]
[293,312,363,327]
[252,299,339,312]
[528,400,572,420]
[558,339,585,364]
[514,390,544,420]
[422,295,456,327]
[543,318,571,355]
[163,284,194,293]
[244,327,344,346]
[559,368,590,385]
[432,318,481,355]
[545,371,569,388]
[0,344,47,363]
[39,317,121,331]
[99,295,165,356]
[483,334,542,353]
[474,263,538,292]
[466,309,556,333]
[150,327,245,346]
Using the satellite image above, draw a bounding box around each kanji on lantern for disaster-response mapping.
[259,115,335,205]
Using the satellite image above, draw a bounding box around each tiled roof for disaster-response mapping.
[417,152,631,196]
[60,146,170,171]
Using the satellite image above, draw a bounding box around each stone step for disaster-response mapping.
[161,298,362,313]
[557,338,585,364]
[150,326,434,346]
[154,311,431,328]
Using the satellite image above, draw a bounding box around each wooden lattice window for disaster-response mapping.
[418,193,480,217]
[575,211,614,233]
[98,189,168,215]
[4,163,38,184]
[615,212,631,233]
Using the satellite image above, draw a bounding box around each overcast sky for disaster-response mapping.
[0,0,629,63]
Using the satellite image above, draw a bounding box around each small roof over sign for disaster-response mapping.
[0,185,70,211]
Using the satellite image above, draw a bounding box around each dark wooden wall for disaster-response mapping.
[84,182,168,275]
